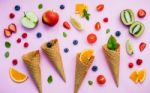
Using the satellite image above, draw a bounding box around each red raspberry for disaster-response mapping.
[9,13,15,19]
[12,59,18,65]
[24,42,29,48]
[22,33,28,39]
[128,62,134,68]
[16,38,21,43]
[136,59,143,65]
[103,17,108,22]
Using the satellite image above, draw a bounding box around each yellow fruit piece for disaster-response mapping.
[9,68,28,83]
[130,70,138,84]
[138,69,146,83]
[79,49,94,63]
[70,17,83,31]
[75,3,88,16]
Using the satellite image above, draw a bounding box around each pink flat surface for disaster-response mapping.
[0,0,150,93]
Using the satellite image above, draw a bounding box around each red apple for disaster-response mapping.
[42,10,59,26]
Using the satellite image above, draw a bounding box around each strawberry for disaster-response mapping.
[139,42,146,52]
[4,29,12,38]
[63,21,70,29]
[8,23,17,33]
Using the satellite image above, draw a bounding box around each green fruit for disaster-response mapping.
[70,17,83,31]
[129,21,144,37]
[21,11,38,29]
[121,9,135,26]
[126,39,134,55]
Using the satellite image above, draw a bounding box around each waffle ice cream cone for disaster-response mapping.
[103,44,120,87]
[22,50,42,93]
[74,53,94,93]
[41,39,66,82]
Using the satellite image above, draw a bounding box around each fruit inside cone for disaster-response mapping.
[42,10,59,26]
[21,11,38,29]
[9,68,28,83]
[97,75,106,85]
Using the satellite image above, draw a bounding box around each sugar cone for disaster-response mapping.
[41,39,66,82]
[74,53,94,93]
[22,50,42,93]
[103,44,120,87]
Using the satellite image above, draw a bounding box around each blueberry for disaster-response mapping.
[36,32,42,38]
[60,4,65,9]
[73,40,78,45]
[14,5,20,11]
[115,31,121,37]
[47,42,52,48]
[92,66,98,72]
[64,48,69,53]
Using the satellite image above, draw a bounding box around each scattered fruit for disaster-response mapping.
[38,3,43,9]
[96,4,104,12]
[22,33,28,39]
[42,10,59,26]
[73,40,78,45]
[79,49,93,63]
[126,39,134,55]
[138,69,146,83]
[63,21,70,29]
[70,17,83,31]
[139,42,146,52]
[4,51,10,58]
[21,11,39,29]
[137,9,146,18]
[130,70,138,83]
[12,59,18,66]
[47,75,53,84]
[120,9,135,26]
[128,62,134,68]
[97,75,106,85]
[63,32,67,38]
[60,4,65,9]
[64,48,69,53]
[95,22,101,31]
[36,32,42,38]
[24,42,29,48]
[4,29,12,38]
[9,13,15,19]
[75,3,88,16]
[8,23,17,33]
[92,65,98,72]
[16,38,21,43]
[115,31,121,37]
[14,5,21,11]
[136,59,143,65]
[88,80,93,85]
[129,21,144,37]
[106,28,110,34]
[5,41,11,48]
[9,68,28,83]
[87,33,97,44]
[103,17,108,23]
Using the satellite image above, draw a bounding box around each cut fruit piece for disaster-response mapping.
[129,21,144,37]
[138,69,146,83]
[9,67,28,83]
[126,39,134,55]
[75,3,88,16]
[21,17,37,29]
[8,23,17,33]
[130,70,138,84]
[79,49,94,63]
[4,29,12,38]
[70,17,83,31]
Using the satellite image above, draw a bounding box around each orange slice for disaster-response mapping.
[138,69,146,83]
[79,49,93,63]
[9,68,28,83]
[130,70,138,84]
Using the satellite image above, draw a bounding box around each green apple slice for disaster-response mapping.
[21,17,36,29]
[126,39,134,55]
[25,11,38,23]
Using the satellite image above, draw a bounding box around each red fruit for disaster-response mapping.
[136,59,143,65]
[87,33,97,44]
[42,10,59,26]
[95,22,101,31]
[139,42,146,52]
[138,9,146,18]
[24,42,29,48]
[9,13,15,19]
[103,17,108,23]
[4,29,12,38]
[22,33,28,39]
[97,75,106,84]
[63,21,70,29]
[96,4,104,12]
[128,62,134,68]
[12,59,18,66]
[8,23,17,33]
[16,38,21,43]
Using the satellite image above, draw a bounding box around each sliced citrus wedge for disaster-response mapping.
[79,49,94,63]
[9,68,28,83]
[138,69,146,83]
[130,70,138,84]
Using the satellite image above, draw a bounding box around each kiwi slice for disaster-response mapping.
[129,21,144,37]
[121,9,135,26]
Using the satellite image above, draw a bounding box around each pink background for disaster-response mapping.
[0,0,150,93]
